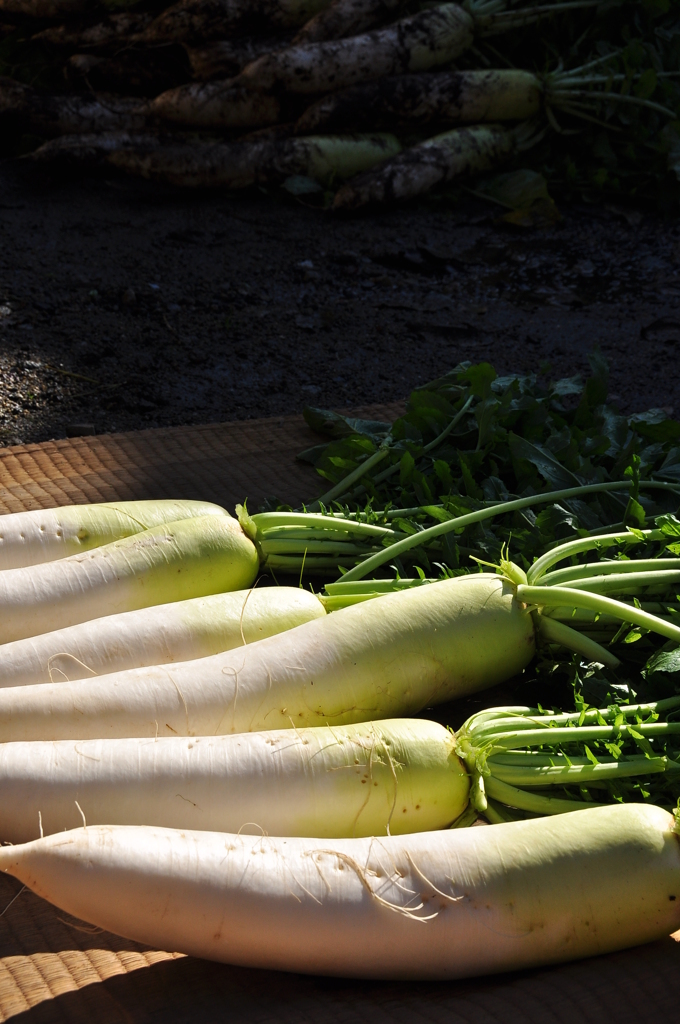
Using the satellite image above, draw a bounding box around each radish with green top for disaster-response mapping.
[0,804,678,977]
[0,574,535,742]
[0,586,325,687]
[0,498,229,571]
[3,697,679,843]
[0,719,469,844]
[0,515,258,645]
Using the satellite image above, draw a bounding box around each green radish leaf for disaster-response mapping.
[400,451,415,487]
[657,514,680,536]
[623,497,647,530]
[644,646,680,676]
[508,434,582,490]
[630,410,680,444]
[459,363,496,399]
[433,460,454,493]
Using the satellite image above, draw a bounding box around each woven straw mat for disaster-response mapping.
[0,407,677,1024]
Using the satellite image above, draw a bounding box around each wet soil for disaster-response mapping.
[1,159,679,446]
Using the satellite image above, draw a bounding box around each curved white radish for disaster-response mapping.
[0,719,469,843]
[0,574,534,741]
[0,498,228,571]
[0,515,258,645]
[0,804,678,978]
[0,587,325,686]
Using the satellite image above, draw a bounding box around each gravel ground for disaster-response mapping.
[1,160,679,446]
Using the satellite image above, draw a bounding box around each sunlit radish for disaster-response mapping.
[0,498,228,571]
[0,804,677,978]
[0,587,324,686]
[0,574,534,741]
[0,515,258,645]
[0,719,468,843]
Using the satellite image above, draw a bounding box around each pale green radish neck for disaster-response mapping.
[0,574,534,741]
[0,515,258,645]
[0,587,324,687]
[0,719,468,844]
[0,805,677,978]
[0,499,229,571]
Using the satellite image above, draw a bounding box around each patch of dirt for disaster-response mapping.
[0,161,679,446]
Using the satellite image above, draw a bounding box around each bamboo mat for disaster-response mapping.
[0,408,678,1023]
[0,407,408,514]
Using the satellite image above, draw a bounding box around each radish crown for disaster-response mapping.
[456,697,680,822]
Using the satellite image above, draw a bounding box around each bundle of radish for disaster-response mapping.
[7,537,680,742]
[0,573,535,741]
[0,804,679,978]
[237,1,600,95]
[0,513,258,644]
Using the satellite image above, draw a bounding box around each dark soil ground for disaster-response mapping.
[1,159,679,446]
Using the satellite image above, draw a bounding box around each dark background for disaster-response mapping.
[1,160,679,447]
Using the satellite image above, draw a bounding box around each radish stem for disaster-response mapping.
[338,482,679,583]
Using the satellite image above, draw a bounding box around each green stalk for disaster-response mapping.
[307,445,394,513]
[535,613,620,668]
[518,585,680,645]
[338,482,677,584]
[553,570,680,594]
[475,723,680,750]
[260,540,379,556]
[527,528,665,583]
[487,756,668,787]
[251,513,398,539]
[540,558,680,587]
[484,776,604,814]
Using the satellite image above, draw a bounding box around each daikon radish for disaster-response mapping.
[1,804,678,978]
[333,122,538,209]
[0,574,534,741]
[0,719,468,843]
[0,498,228,571]
[0,515,258,645]
[238,5,474,95]
[0,587,325,686]
[296,69,542,133]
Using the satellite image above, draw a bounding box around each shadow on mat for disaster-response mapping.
[3,932,680,1024]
